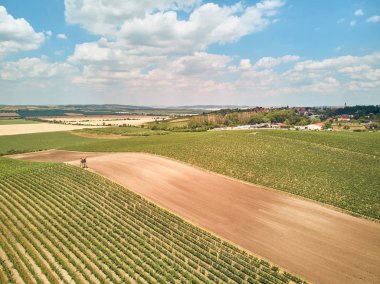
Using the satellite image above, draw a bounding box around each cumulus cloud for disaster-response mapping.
[118,1,283,54]
[2,1,378,105]
[64,0,202,36]
[161,52,232,77]
[0,57,78,80]
[2,50,380,105]
[57,33,67,39]
[354,9,364,16]
[0,6,45,57]
[66,0,286,88]
[65,0,284,56]
[254,55,300,68]
[284,52,380,94]
[350,20,356,26]
[366,15,380,23]
[71,50,380,103]
[239,59,252,70]
[293,52,380,71]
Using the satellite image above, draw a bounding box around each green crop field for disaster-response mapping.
[0,130,379,219]
[257,130,380,156]
[0,119,41,125]
[0,158,305,284]
[0,131,98,155]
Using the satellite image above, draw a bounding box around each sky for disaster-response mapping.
[0,0,379,106]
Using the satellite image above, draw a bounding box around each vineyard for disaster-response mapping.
[0,158,306,284]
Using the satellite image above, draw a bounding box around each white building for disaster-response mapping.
[306,123,324,130]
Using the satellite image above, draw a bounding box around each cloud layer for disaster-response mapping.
[0,1,379,105]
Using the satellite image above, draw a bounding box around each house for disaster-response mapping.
[297,107,306,116]
[338,115,351,121]
[235,125,251,130]
[306,122,324,131]
[271,123,286,129]
[295,122,324,131]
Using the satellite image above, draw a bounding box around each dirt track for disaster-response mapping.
[13,150,380,284]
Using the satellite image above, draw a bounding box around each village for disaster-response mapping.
[211,122,329,131]
[207,105,379,132]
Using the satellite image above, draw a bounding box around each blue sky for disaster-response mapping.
[0,0,379,106]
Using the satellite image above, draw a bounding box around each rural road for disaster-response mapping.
[13,150,380,284]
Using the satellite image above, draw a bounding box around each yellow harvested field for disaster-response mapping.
[41,115,168,126]
[0,123,102,136]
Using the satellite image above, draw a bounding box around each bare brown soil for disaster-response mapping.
[13,150,380,284]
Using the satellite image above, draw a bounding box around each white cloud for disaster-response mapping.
[366,15,380,23]
[165,52,232,76]
[64,0,202,36]
[0,6,45,57]
[68,47,380,103]
[284,52,380,95]
[116,0,284,55]
[68,38,166,70]
[0,57,78,80]
[334,46,343,51]
[354,9,364,16]
[57,33,67,39]
[66,0,286,90]
[239,59,252,70]
[2,1,379,105]
[350,20,356,26]
[293,52,380,71]
[254,55,300,68]
[2,50,380,105]
[338,65,371,74]
[65,0,284,56]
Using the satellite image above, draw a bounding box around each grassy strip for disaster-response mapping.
[0,119,41,125]
[74,125,169,136]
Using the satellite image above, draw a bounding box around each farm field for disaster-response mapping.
[0,130,379,219]
[0,157,305,284]
[0,123,102,136]
[41,115,168,126]
[0,119,41,125]
[13,150,380,284]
